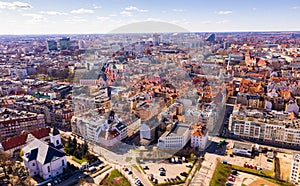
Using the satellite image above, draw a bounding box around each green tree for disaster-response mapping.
[72,137,77,149]
[67,137,72,148]
[82,141,88,156]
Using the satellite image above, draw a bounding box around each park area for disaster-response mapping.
[100,169,130,186]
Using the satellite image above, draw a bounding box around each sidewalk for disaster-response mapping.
[190,155,218,186]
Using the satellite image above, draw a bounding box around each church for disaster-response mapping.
[21,128,67,180]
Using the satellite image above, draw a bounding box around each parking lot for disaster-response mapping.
[142,159,193,184]
[224,150,273,172]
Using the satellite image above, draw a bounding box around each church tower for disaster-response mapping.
[50,127,62,147]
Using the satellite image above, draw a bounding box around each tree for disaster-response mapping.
[82,141,88,156]
[0,152,10,177]
[67,137,72,148]
[72,137,77,149]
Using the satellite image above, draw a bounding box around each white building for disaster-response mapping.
[114,122,128,140]
[140,124,151,140]
[190,124,208,149]
[22,128,67,180]
[232,142,253,157]
[158,123,190,149]
[290,154,300,184]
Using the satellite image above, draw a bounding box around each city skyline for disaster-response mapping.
[0,0,299,34]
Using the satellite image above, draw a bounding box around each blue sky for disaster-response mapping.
[0,0,299,34]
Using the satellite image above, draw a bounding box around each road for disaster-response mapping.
[56,172,84,186]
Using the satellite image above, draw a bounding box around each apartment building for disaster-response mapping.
[290,154,300,184]
[190,123,208,149]
[0,108,45,141]
[229,107,300,146]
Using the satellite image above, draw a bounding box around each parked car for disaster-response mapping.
[98,164,105,169]
[180,172,188,177]
[159,167,165,172]
[88,166,96,172]
[160,171,166,176]
[225,181,232,186]
[231,170,238,175]
[186,164,192,168]
[228,176,235,182]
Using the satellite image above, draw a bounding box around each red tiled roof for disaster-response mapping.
[1,131,28,151]
[30,127,51,139]
[1,127,50,151]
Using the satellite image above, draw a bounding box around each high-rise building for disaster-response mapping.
[47,40,58,51]
[59,37,70,50]
[152,34,161,46]
[205,33,215,42]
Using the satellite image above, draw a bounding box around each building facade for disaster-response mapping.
[0,109,45,141]
[158,123,190,149]
[290,154,300,184]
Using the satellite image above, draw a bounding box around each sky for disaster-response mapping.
[0,0,299,34]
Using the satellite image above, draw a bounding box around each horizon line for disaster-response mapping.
[0,30,299,36]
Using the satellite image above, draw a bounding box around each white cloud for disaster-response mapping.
[201,20,212,24]
[40,11,67,15]
[215,10,233,15]
[109,14,117,17]
[92,4,101,9]
[216,20,229,24]
[97,16,110,22]
[146,18,162,22]
[70,8,94,14]
[124,6,148,13]
[291,6,300,9]
[172,9,186,12]
[120,11,132,17]
[0,1,32,10]
[23,13,46,23]
[64,17,87,23]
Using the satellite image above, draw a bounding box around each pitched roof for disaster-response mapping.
[23,139,65,164]
[50,127,60,136]
[1,127,50,151]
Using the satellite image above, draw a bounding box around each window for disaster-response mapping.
[47,166,50,173]
[62,160,65,166]
[32,163,35,166]
[56,140,59,145]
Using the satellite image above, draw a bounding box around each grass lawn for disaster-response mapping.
[231,164,273,177]
[132,164,141,173]
[231,164,293,186]
[72,156,87,164]
[210,162,232,186]
[101,169,131,186]
[125,157,132,162]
